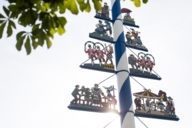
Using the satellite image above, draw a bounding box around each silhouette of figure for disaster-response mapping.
[71,85,80,104]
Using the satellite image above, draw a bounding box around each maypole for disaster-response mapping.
[111,1,135,128]
[68,0,179,128]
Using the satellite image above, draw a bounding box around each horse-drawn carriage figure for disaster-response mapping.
[133,89,179,121]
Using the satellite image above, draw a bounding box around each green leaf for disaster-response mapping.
[0,20,5,24]
[133,0,141,7]
[16,31,26,41]
[85,1,91,12]
[59,2,66,13]
[0,13,5,18]
[9,20,16,29]
[8,4,21,18]
[7,21,13,37]
[18,10,38,26]
[57,25,64,35]
[92,0,101,12]
[66,0,79,14]
[3,6,10,17]
[32,40,39,49]
[24,36,31,55]
[142,0,148,4]
[0,22,6,38]
[46,37,52,48]
[16,32,26,51]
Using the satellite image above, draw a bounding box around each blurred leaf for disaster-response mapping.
[132,0,141,7]
[9,20,16,29]
[16,31,26,51]
[32,38,39,49]
[92,0,101,11]
[85,1,91,12]
[143,0,148,4]
[18,9,38,26]
[3,6,10,16]
[66,0,79,14]
[57,25,64,35]
[0,13,5,18]
[16,31,26,40]
[24,36,31,55]
[46,37,52,48]
[7,21,13,37]
[0,20,5,24]
[8,4,21,18]
[0,22,6,38]
[59,2,66,13]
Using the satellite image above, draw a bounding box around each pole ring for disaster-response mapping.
[115,70,129,74]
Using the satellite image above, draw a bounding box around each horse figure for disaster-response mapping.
[128,54,138,69]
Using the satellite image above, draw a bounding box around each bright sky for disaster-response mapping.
[0,0,192,128]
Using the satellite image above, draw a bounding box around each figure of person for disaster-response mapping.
[145,56,155,73]
[104,86,116,109]
[91,84,104,106]
[166,96,175,115]
[126,31,133,44]
[137,55,146,72]
[124,12,134,22]
[71,85,80,104]
[84,44,96,65]
[134,97,142,110]
[95,20,105,35]
[84,88,92,105]
[104,21,112,35]
[80,86,86,104]
[145,98,151,113]
[105,45,113,65]
[101,2,109,18]
[131,28,139,41]
[158,90,167,101]
[95,46,105,66]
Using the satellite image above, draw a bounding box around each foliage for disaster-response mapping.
[0,0,148,54]
[131,0,148,7]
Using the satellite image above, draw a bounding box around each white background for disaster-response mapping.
[0,0,191,128]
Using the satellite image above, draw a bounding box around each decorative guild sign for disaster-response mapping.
[133,89,179,121]
[68,84,118,113]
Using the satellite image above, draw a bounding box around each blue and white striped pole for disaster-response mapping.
[111,1,136,128]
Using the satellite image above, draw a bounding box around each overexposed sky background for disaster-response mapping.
[0,0,192,128]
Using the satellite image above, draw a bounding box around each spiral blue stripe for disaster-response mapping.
[115,33,126,64]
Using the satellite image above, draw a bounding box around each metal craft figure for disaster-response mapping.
[104,44,114,66]
[89,20,113,43]
[68,84,118,112]
[103,85,117,109]
[95,43,105,66]
[121,8,138,27]
[82,41,114,73]
[128,52,160,80]
[125,29,148,51]
[70,85,80,104]
[84,41,96,65]
[128,52,155,72]
[95,2,110,20]
[133,89,179,120]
